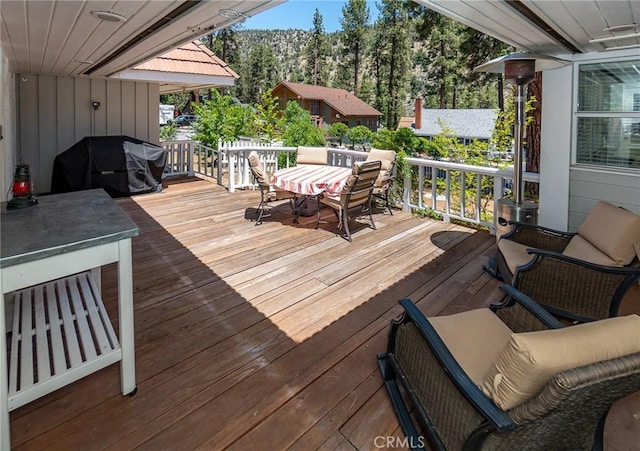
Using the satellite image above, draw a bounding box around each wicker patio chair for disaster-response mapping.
[247,151,293,225]
[492,201,640,322]
[366,148,397,215]
[316,159,381,241]
[378,285,640,451]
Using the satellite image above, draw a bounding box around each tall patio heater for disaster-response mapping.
[474,53,569,238]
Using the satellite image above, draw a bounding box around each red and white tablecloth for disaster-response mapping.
[271,165,352,197]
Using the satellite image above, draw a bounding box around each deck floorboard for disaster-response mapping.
[9,177,638,450]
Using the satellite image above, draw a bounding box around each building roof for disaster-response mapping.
[134,41,239,79]
[274,81,381,117]
[402,109,498,140]
[112,41,239,94]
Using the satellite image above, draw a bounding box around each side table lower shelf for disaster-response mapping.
[8,271,121,411]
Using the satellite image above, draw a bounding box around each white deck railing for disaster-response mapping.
[402,157,539,233]
[162,140,222,184]
[161,139,540,234]
[220,141,296,193]
[162,140,194,177]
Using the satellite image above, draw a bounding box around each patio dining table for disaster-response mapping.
[271,165,352,221]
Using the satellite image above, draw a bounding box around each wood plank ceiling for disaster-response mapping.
[0,0,284,78]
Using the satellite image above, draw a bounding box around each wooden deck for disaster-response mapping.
[9,177,640,450]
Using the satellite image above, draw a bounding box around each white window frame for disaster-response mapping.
[572,55,640,174]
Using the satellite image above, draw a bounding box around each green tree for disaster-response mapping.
[159,122,178,141]
[204,28,241,98]
[347,125,373,150]
[332,62,352,90]
[329,122,349,145]
[254,89,281,142]
[372,129,397,150]
[370,21,388,122]
[459,28,512,110]
[238,44,278,104]
[207,27,240,69]
[340,0,370,96]
[192,90,252,147]
[490,91,536,154]
[414,10,463,109]
[279,101,325,146]
[374,0,411,129]
[393,127,419,152]
[304,9,330,86]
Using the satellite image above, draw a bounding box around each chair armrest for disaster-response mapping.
[491,285,565,331]
[513,249,640,321]
[522,249,640,275]
[393,298,516,432]
[501,223,575,253]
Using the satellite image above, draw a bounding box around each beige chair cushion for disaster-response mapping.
[563,235,620,267]
[497,238,536,275]
[367,148,396,172]
[296,146,328,165]
[248,151,260,168]
[430,309,513,385]
[577,201,640,266]
[366,148,396,188]
[480,314,640,411]
[250,165,268,186]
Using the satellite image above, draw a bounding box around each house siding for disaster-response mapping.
[17,75,159,193]
[568,168,640,232]
[0,47,17,202]
[540,50,640,232]
[566,51,640,232]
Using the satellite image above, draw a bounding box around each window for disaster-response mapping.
[575,59,640,170]
[310,100,320,116]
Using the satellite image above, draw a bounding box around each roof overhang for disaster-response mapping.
[0,0,285,78]
[111,41,239,94]
[414,0,640,56]
[111,69,236,94]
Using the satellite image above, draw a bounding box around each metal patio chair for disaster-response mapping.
[316,160,381,241]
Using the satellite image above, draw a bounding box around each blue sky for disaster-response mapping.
[243,0,379,33]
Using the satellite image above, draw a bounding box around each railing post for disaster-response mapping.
[492,174,503,235]
[417,166,424,209]
[227,145,235,193]
[460,170,466,219]
[188,142,194,176]
[444,170,451,223]
[403,171,411,212]
[475,173,482,222]
[216,148,223,185]
[431,168,437,210]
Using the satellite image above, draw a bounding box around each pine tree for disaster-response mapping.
[459,28,512,110]
[413,10,463,109]
[239,44,279,104]
[370,21,388,122]
[205,27,240,98]
[375,0,411,129]
[304,9,330,85]
[209,27,240,68]
[339,0,370,96]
